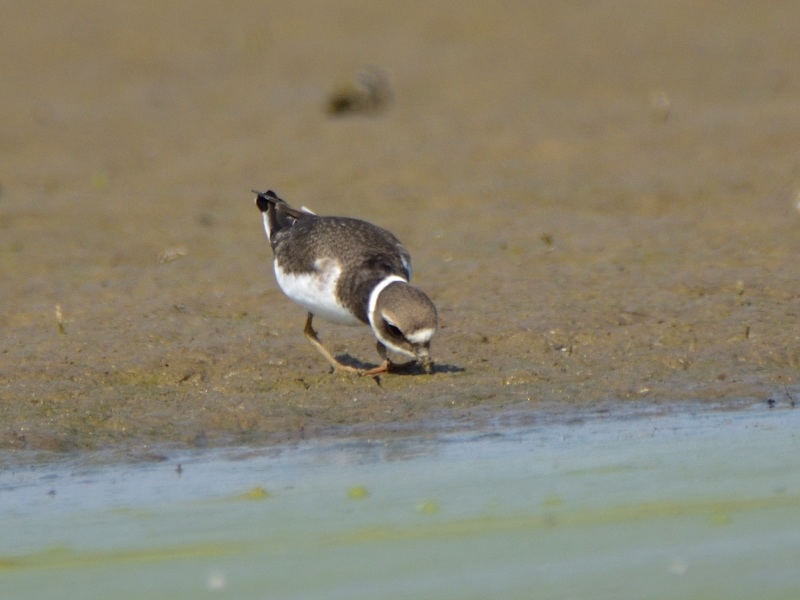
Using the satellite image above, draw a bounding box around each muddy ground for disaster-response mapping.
[1,0,799,453]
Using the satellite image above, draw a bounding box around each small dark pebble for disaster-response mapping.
[326,67,393,116]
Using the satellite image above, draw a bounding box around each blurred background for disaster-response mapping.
[1,0,800,448]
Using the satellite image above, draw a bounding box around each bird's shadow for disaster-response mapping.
[429,363,466,375]
[334,354,465,376]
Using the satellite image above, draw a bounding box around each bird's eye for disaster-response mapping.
[384,321,403,338]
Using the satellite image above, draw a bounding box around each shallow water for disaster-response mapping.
[2,403,799,599]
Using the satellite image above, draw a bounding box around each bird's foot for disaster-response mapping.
[362,361,389,376]
[331,362,366,375]
[361,359,418,376]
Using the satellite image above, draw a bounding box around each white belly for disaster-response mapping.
[274,259,362,326]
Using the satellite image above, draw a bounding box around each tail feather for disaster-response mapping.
[253,189,311,246]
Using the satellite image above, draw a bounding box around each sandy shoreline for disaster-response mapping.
[2,1,800,452]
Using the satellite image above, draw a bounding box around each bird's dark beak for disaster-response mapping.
[415,345,433,374]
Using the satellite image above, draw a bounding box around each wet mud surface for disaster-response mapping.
[2,1,800,452]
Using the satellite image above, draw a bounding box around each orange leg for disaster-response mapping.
[303,313,363,375]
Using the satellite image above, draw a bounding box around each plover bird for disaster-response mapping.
[254,190,438,375]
